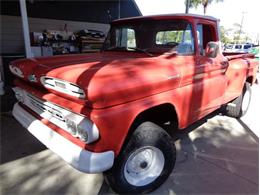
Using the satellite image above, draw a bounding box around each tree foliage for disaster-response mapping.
[219,24,251,44]
[186,0,223,14]
[220,26,231,44]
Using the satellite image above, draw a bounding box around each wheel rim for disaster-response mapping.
[242,90,250,112]
[123,146,165,187]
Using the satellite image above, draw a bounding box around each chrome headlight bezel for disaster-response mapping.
[12,87,25,102]
[65,117,99,144]
[77,119,99,143]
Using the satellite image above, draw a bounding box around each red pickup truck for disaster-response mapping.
[10,14,258,193]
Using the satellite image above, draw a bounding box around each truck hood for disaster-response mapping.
[11,52,181,108]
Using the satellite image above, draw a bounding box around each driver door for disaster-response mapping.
[193,23,228,118]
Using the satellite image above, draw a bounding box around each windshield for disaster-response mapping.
[103,20,194,55]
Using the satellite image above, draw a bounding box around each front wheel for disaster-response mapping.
[104,121,176,194]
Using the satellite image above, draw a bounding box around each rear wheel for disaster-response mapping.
[225,82,252,118]
[104,121,176,194]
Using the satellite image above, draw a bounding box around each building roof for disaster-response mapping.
[1,0,141,24]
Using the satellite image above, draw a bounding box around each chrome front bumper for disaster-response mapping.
[12,103,114,173]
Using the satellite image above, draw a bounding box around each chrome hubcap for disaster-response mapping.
[124,146,165,187]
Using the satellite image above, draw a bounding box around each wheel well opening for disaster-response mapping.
[246,76,253,85]
[118,103,179,158]
[129,103,179,136]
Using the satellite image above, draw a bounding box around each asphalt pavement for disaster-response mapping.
[1,77,259,195]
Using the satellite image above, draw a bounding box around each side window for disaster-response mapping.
[115,28,136,48]
[155,23,194,55]
[196,23,217,56]
[197,24,204,55]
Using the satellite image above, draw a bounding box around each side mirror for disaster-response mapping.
[205,41,219,58]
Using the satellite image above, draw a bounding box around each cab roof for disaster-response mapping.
[112,13,219,24]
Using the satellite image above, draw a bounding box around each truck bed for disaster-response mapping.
[222,52,255,61]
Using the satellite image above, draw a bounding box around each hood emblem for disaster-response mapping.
[28,74,37,82]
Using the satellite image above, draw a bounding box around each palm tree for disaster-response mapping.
[202,0,223,14]
[186,0,223,14]
[203,0,210,14]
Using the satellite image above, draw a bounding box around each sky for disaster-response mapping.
[135,0,259,41]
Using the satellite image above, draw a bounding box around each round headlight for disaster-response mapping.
[65,119,77,136]
[12,87,24,102]
[65,116,99,144]
[77,119,99,144]
[77,127,88,142]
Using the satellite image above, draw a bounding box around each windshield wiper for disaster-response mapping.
[128,47,154,57]
[105,46,126,51]
[105,46,153,57]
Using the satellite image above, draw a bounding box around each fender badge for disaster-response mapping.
[28,74,37,82]
[166,74,180,80]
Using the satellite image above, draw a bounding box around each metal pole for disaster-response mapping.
[185,0,190,14]
[19,0,32,58]
[118,0,121,19]
[237,11,246,44]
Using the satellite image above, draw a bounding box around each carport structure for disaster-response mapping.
[0,0,141,92]
[2,0,141,58]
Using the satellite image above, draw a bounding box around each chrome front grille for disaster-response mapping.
[15,89,85,135]
[12,87,100,144]
[27,94,65,122]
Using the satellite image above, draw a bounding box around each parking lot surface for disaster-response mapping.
[1,80,259,195]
